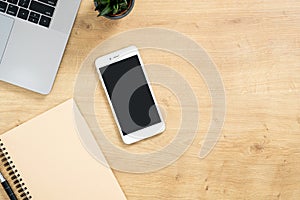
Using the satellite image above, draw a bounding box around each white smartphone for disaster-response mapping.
[95,46,165,144]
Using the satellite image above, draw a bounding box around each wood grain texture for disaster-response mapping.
[1,0,300,199]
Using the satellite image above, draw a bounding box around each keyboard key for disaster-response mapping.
[28,11,40,23]
[30,11,39,18]
[18,0,30,8]
[38,0,57,7]
[29,1,54,17]
[17,7,29,20]
[39,15,50,27]
[7,0,18,4]
[6,4,18,16]
[0,1,8,12]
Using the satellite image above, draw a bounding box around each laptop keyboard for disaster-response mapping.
[0,0,57,28]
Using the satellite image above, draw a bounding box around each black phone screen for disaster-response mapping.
[100,55,161,135]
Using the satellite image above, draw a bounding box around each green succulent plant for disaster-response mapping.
[94,0,129,16]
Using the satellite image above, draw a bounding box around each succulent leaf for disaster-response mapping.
[100,0,110,5]
[100,4,113,16]
[95,0,130,17]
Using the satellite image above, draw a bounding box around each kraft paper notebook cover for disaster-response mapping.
[0,99,126,200]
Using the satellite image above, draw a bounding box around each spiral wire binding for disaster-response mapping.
[0,139,32,200]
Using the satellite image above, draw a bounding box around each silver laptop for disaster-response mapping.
[0,0,81,94]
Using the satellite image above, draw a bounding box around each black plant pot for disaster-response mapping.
[95,0,135,20]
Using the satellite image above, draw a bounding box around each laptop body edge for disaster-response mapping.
[0,0,82,95]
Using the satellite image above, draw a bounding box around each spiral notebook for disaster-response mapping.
[0,99,126,200]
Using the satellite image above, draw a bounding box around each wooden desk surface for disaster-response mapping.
[1,0,300,199]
